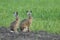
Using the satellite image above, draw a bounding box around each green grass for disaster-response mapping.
[0,0,60,34]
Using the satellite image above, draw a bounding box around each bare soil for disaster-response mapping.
[0,27,60,40]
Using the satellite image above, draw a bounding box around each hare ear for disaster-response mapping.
[26,10,32,13]
[26,11,28,13]
[30,10,32,13]
[16,12,18,15]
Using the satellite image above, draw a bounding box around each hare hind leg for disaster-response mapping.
[28,27,31,32]
[22,27,28,32]
[14,27,18,33]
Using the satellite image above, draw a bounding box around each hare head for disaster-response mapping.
[14,11,19,20]
[27,10,32,16]
[26,10,32,19]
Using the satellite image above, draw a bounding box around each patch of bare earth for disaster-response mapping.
[0,27,60,40]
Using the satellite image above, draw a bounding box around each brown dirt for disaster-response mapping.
[0,27,60,40]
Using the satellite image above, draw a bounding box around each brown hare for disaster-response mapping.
[10,12,20,33]
[20,10,32,32]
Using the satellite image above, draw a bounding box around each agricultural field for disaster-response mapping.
[0,0,60,34]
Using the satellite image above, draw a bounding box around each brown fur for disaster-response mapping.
[10,12,20,32]
[20,10,32,32]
